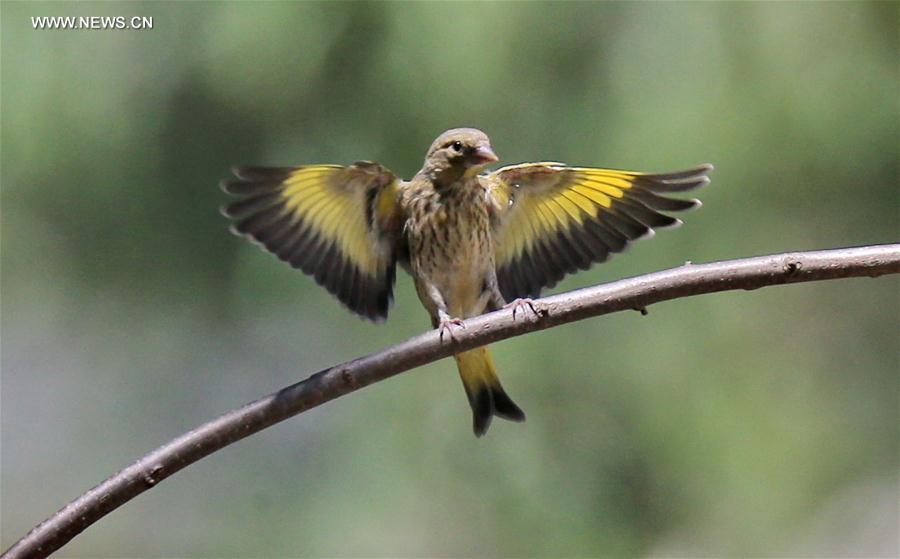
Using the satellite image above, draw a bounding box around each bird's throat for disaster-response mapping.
[428,165,468,190]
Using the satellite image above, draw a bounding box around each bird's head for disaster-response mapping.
[422,128,498,184]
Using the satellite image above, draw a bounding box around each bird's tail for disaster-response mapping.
[454,345,526,437]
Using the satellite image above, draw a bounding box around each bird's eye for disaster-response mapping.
[451,141,463,152]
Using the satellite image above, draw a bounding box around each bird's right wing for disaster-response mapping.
[221,162,405,321]
[486,163,712,301]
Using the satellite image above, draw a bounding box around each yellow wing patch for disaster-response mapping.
[487,162,712,301]
[221,163,403,321]
[279,166,378,271]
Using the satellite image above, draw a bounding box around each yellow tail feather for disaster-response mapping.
[454,346,526,437]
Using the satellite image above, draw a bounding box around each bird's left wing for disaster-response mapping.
[486,162,712,301]
[221,162,404,321]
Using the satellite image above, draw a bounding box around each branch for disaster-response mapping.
[5,244,899,559]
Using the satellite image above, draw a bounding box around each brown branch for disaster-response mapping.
[4,244,899,559]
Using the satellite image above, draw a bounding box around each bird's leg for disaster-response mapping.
[487,283,506,310]
[484,274,540,321]
[437,310,465,343]
[503,297,539,320]
[424,281,465,343]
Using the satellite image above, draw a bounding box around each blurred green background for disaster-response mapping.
[2,1,897,557]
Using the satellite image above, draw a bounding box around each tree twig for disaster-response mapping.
[5,244,899,559]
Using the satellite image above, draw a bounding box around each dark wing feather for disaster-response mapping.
[487,163,712,301]
[221,162,404,321]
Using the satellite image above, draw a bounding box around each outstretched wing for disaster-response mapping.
[221,162,404,321]
[486,163,712,301]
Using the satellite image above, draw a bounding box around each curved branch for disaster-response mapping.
[5,244,899,559]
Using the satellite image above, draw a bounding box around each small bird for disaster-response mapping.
[222,128,711,436]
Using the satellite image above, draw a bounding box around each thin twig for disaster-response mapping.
[4,244,899,559]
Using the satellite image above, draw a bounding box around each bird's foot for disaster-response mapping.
[504,297,539,321]
[438,316,465,343]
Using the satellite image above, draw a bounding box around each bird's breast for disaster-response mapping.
[404,181,494,315]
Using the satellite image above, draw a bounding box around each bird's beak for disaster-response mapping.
[469,144,498,165]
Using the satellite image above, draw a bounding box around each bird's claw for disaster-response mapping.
[504,297,539,321]
[438,316,465,343]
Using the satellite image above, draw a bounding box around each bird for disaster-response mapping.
[221,128,712,437]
